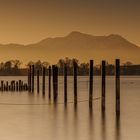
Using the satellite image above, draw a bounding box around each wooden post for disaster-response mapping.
[28,69,30,91]
[8,85,10,91]
[32,65,34,93]
[64,63,67,103]
[73,61,78,104]
[37,70,40,93]
[28,69,29,86]
[24,83,26,91]
[20,81,22,91]
[23,83,25,91]
[48,66,51,99]
[21,81,24,91]
[16,81,19,91]
[28,65,32,92]
[13,81,15,91]
[10,81,13,91]
[3,83,5,91]
[24,83,27,91]
[29,66,31,92]
[6,81,8,91]
[102,60,106,111]
[116,59,120,114]
[52,65,58,102]
[42,67,46,95]
[55,66,58,100]
[89,60,93,104]
[19,80,21,91]
[52,65,55,101]
[26,83,28,91]
[0,81,3,91]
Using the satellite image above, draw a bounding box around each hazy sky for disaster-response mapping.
[0,0,140,46]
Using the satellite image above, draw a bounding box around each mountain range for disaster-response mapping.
[0,31,140,65]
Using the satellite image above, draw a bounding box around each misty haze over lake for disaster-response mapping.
[0,76,140,140]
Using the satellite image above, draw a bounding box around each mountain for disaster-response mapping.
[0,31,140,65]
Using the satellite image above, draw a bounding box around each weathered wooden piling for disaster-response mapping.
[13,81,14,91]
[37,70,40,93]
[8,85,10,91]
[10,81,12,91]
[55,66,58,101]
[101,60,106,111]
[1,81,4,91]
[21,81,24,91]
[12,81,14,91]
[6,81,8,91]
[28,69,30,91]
[20,81,22,91]
[116,59,120,114]
[19,80,21,91]
[28,65,32,92]
[89,60,93,104]
[26,83,28,91]
[73,61,78,104]
[42,67,46,95]
[56,66,58,91]
[3,83,6,91]
[11,81,13,91]
[16,81,19,91]
[48,66,51,99]
[13,81,15,91]
[23,83,25,91]
[52,65,55,100]
[52,65,58,102]
[64,63,67,103]
[32,65,34,92]
[23,83,26,91]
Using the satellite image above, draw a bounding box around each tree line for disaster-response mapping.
[0,58,139,76]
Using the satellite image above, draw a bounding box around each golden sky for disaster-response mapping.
[0,0,140,46]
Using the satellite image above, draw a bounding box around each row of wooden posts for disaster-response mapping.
[0,80,28,92]
[28,59,120,114]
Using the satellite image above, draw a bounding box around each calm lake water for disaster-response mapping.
[0,76,140,140]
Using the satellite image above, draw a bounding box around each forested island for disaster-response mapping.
[0,58,139,76]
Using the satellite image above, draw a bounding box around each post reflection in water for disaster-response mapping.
[101,111,106,140]
[89,103,94,140]
[115,114,121,140]
[52,101,58,140]
[64,103,68,140]
[73,103,78,140]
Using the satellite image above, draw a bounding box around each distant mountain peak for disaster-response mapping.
[67,31,94,38]
[0,31,139,64]
[37,31,129,44]
[107,34,125,39]
[66,31,129,41]
[106,34,137,47]
[68,31,84,35]
[0,43,25,47]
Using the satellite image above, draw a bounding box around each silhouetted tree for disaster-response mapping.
[123,61,133,66]
[12,60,22,69]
